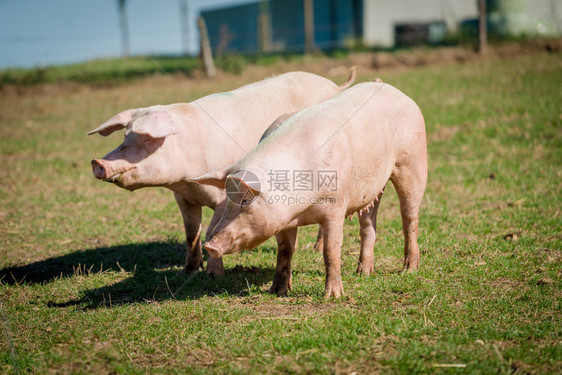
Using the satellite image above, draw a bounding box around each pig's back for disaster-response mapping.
[195,71,339,123]
[192,72,343,170]
[230,71,339,104]
[273,81,423,160]
[314,81,422,139]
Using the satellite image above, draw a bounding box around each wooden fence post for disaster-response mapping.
[117,0,130,57]
[258,1,272,53]
[478,0,487,55]
[198,16,216,78]
[180,0,189,55]
[304,0,315,53]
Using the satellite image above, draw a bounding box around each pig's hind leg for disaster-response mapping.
[312,226,324,252]
[175,194,203,273]
[390,160,427,272]
[268,227,298,296]
[356,195,382,275]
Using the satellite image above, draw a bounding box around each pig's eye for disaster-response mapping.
[143,137,152,144]
[241,197,253,206]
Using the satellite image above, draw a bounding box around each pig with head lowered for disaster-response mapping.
[89,70,356,275]
[192,80,427,298]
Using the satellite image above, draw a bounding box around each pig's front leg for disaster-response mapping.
[174,194,203,273]
[204,201,225,276]
[321,219,345,298]
[268,227,298,296]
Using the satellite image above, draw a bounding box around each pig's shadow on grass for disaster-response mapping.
[0,241,275,309]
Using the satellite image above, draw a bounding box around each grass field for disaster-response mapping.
[0,46,560,374]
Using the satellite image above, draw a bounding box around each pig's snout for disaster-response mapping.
[91,159,108,180]
[203,239,225,258]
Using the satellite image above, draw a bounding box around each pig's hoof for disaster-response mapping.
[206,258,224,276]
[401,266,418,274]
[402,258,419,273]
[313,240,324,253]
[206,268,224,277]
[356,262,374,276]
[267,283,289,296]
[183,261,203,274]
[267,277,292,296]
[324,281,344,299]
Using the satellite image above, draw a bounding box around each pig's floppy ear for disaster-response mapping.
[227,170,261,194]
[132,111,176,139]
[189,169,230,189]
[225,170,261,205]
[87,109,135,136]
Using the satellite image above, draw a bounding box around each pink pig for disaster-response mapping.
[89,70,356,275]
[192,81,427,298]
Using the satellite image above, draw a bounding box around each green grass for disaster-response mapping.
[0,52,305,85]
[0,55,201,86]
[0,48,560,374]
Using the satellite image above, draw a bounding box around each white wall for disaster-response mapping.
[363,0,477,47]
[524,0,562,35]
[363,0,562,47]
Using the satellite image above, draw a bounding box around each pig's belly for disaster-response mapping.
[343,133,394,215]
[345,168,391,216]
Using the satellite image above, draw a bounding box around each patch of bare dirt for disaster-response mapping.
[511,359,533,375]
[536,277,554,286]
[243,300,334,320]
[428,124,463,143]
[486,277,527,290]
[538,247,562,264]
[130,345,217,370]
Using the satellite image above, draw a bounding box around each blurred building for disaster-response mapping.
[202,0,363,54]
[363,0,476,47]
[201,0,561,54]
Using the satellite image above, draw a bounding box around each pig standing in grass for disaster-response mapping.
[88,70,355,275]
[193,81,427,298]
